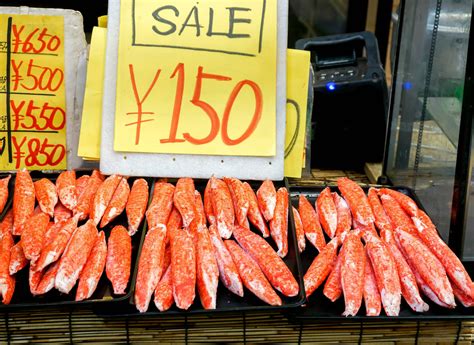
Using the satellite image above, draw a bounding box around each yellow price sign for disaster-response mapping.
[115,0,277,156]
[0,14,66,170]
[284,49,310,178]
[78,26,107,161]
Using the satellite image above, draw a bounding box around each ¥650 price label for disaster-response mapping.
[0,14,66,170]
[115,0,277,157]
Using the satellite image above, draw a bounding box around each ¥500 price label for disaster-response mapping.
[115,0,277,157]
[0,14,66,170]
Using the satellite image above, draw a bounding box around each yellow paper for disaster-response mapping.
[0,14,66,170]
[284,49,310,178]
[98,15,108,28]
[78,26,107,161]
[114,0,277,156]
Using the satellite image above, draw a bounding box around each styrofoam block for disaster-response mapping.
[100,0,288,180]
[0,7,89,171]
[72,44,99,170]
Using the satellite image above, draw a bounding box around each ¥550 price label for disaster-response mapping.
[115,0,277,157]
[0,14,66,170]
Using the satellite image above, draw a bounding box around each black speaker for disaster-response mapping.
[296,32,388,171]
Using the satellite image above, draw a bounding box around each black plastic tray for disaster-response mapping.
[0,172,148,310]
[286,185,474,321]
[98,178,306,317]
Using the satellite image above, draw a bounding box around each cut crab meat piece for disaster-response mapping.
[56,171,77,210]
[74,170,103,221]
[316,187,337,238]
[100,177,130,228]
[298,195,326,252]
[337,177,374,226]
[145,181,175,231]
[233,225,299,297]
[224,177,249,228]
[0,175,11,215]
[126,179,149,236]
[292,206,306,253]
[396,229,455,308]
[90,175,123,226]
[13,169,35,236]
[209,177,234,239]
[169,227,196,310]
[332,192,352,239]
[256,179,277,222]
[36,216,79,271]
[226,240,282,306]
[412,216,474,299]
[341,231,365,317]
[21,213,50,264]
[379,194,418,237]
[106,225,132,295]
[208,224,244,297]
[243,182,269,238]
[363,248,381,316]
[76,231,107,301]
[363,231,401,316]
[269,187,289,258]
[378,188,419,217]
[54,220,98,294]
[304,237,338,298]
[134,227,167,313]
[173,178,196,228]
[379,227,429,313]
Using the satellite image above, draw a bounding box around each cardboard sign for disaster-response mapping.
[284,49,310,178]
[0,14,66,170]
[114,0,277,156]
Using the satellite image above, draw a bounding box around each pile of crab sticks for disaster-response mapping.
[0,169,146,304]
[134,177,299,312]
[3,169,464,318]
[297,177,474,316]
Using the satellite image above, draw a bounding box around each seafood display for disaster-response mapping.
[0,170,144,305]
[297,178,474,316]
[134,177,299,312]
[2,169,469,319]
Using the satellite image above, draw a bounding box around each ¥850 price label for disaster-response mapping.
[0,14,66,170]
[115,0,277,156]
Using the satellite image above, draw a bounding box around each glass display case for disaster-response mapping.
[383,0,473,259]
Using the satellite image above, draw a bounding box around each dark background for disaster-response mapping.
[2,0,109,34]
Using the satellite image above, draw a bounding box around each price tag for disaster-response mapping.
[114,0,277,156]
[0,14,66,170]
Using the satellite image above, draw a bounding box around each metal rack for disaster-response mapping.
[1,308,473,344]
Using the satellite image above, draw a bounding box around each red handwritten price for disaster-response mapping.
[11,100,65,131]
[12,136,66,169]
[0,14,67,170]
[11,25,61,54]
[126,63,263,146]
[11,58,64,92]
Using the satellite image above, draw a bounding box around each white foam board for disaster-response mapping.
[73,43,100,170]
[0,7,89,171]
[100,0,288,180]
